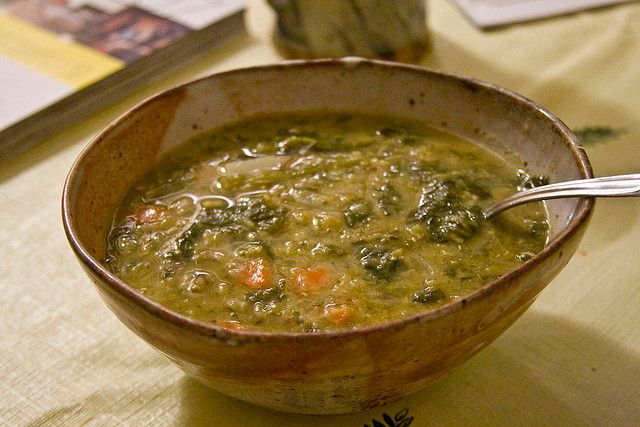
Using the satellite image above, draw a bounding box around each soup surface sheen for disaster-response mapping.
[107,113,548,332]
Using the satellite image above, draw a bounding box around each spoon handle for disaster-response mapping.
[485,173,640,218]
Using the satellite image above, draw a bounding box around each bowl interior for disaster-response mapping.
[64,58,592,319]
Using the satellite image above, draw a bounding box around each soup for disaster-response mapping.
[106,112,548,332]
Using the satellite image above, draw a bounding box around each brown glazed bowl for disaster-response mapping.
[62,58,593,414]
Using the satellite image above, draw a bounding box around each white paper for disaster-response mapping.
[0,57,71,130]
[450,0,636,28]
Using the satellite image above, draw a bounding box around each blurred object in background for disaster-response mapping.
[267,0,428,62]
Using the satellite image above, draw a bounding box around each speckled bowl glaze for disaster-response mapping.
[63,58,593,414]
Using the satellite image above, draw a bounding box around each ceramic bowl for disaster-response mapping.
[62,58,593,414]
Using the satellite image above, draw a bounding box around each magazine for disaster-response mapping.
[0,0,245,160]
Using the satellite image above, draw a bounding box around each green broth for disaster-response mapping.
[106,112,548,332]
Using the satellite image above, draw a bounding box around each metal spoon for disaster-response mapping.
[484,173,640,218]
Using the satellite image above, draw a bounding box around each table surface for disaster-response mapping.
[2,1,640,425]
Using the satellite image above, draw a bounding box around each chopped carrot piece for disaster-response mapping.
[216,320,248,331]
[132,204,167,224]
[230,258,272,289]
[291,267,331,296]
[323,304,354,326]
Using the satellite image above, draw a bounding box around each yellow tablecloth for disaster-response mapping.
[2,1,639,425]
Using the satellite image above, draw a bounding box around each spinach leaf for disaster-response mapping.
[310,135,375,152]
[410,180,482,243]
[374,183,401,216]
[573,126,624,146]
[235,196,287,232]
[344,200,373,227]
[360,247,401,280]
[445,262,480,280]
[246,284,286,305]
[413,286,446,304]
[174,222,209,259]
[516,169,549,191]
[354,238,403,280]
[171,195,287,259]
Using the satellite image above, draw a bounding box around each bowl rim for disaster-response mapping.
[62,57,594,343]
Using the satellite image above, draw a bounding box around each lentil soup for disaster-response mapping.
[106,112,548,332]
